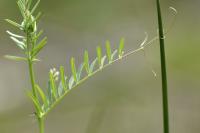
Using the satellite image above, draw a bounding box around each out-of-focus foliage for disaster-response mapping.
[0,0,200,133]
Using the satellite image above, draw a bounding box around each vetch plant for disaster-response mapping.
[5,0,176,133]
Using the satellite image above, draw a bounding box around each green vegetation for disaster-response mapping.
[5,0,175,133]
[156,0,169,133]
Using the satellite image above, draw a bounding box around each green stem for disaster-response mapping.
[28,58,37,97]
[27,31,37,97]
[156,0,170,133]
[27,34,45,133]
[38,117,45,133]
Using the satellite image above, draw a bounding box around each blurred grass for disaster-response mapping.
[0,0,200,133]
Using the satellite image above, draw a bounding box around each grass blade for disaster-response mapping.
[156,0,169,133]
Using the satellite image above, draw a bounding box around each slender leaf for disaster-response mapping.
[5,19,23,29]
[47,81,53,105]
[6,30,24,39]
[77,63,84,81]
[70,57,77,82]
[10,36,25,49]
[60,66,67,92]
[32,37,47,57]
[27,91,42,113]
[27,0,33,10]
[49,72,57,99]
[4,55,27,61]
[68,76,75,89]
[111,50,118,61]
[33,58,41,62]
[101,55,107,68]
[106,40,112,63]
[17,0,25,18]
[118,37,125,58]
[35,84,48,109]
[31,0,40,14]
[140,32,148,48]
[30,12,42,26]
[96,46,102,68]
[84,50,90,74]
[34,30,43,40]
[89,58,97,73]
[58,82,63,97]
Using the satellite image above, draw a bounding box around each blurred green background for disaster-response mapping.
[0,0,200,133]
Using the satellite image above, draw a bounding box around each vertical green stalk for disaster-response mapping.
[6,0,46,133]
[26,31,37,102]
[27,45,45,133]
[27,33,45,133]
[38,117,45,133]
[28,58,37,98]
[156,0,169,133]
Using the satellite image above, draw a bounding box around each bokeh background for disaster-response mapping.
[0,0,199,133]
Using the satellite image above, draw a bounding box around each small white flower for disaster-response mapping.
[55,72,59,77]
[50,68,59,81]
